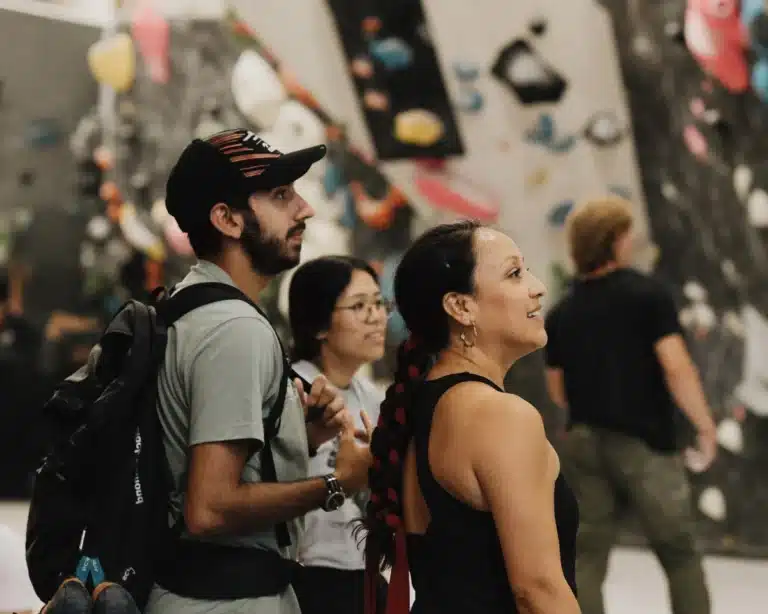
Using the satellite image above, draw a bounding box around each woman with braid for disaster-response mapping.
[361,221,580,614]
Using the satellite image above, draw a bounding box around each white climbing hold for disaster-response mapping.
[683,280,708,302]
[691,302,716,330]
[721,259,742,286]
[661,181,679,201]
[722,310,745,337]
[79,242,97,269]
[86,216,111,242]
[716,418,743,454]
[231,49,288,128]
[733,164,752,201]
[679,306,695,329]
[747,189,768,228]
[698,487,726,522]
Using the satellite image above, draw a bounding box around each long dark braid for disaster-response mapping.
[365,335,431,570]
[361,335,431,614]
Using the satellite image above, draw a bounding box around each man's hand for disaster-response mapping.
[295,375,351,450]
[335,411,374,493]
[684,426,717,473]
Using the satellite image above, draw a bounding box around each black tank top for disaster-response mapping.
[406,373,578,613]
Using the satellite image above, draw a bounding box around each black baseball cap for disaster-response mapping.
[165,128,326,232]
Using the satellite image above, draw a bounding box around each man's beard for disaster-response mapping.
[239,213,303,276]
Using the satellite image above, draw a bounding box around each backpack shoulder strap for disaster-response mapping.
[155,282,289,431]
[155,282,268,325]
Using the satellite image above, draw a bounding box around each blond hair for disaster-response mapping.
[567,196,633,275]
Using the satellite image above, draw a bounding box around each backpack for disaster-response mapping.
[25,282,291,609]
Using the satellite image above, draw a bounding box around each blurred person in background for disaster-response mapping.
[288,256,388,614]
[544,196,715,614]
[363,221,579,614]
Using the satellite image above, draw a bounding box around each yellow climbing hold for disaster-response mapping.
[526,167,549,188]
[394,109,445,147]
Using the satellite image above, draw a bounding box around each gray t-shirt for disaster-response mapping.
[146,261,306,614]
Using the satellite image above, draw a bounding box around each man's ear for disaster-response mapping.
[209,202,243,239]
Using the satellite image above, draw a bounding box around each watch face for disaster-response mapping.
[326,491,345,511]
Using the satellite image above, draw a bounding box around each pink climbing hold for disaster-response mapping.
[683,124,708,160]
[690,97,706,118]
[131,0,170,84]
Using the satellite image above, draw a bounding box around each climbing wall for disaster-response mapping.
[0,10,100,320]
[80,8,415,356]
[84,0,654,407]
[233,0,650,297]
[597,0,768,556]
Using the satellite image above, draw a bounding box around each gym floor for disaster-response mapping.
[1,501,766,613]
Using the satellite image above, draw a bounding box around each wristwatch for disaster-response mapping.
[322,474,346,512]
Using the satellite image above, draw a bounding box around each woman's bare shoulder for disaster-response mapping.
[438,382,546,441]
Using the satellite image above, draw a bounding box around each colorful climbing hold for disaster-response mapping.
[364,90,390,111]
[548,201,574,227]
[394,109,445,147]
[369,37,413,70]
[683,124,708,160]
[583,111,623,147]
[351,56,375,79]
[453,60,480,81]
[456,89,483,113]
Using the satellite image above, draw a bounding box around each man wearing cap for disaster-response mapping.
[145,129,373,614]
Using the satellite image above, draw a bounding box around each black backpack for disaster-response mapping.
[25,282,291,609]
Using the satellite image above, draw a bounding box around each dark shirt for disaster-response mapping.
[407,373,578,613]
[544,268,683,452]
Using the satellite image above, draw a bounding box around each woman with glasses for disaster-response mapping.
[288,255,389,614]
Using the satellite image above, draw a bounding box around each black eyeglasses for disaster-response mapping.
[335,297,394,321]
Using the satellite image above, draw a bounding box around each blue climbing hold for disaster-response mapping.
[339,187,357,229]
[526,114,577,154]
[526,114,555,145]
[453,61,480,81]
[26,118,60,149]
[550,135,576,154]
[548,200,574,227]
[457,89,484,113]
[369,38,413,70]
[323,163,344,197]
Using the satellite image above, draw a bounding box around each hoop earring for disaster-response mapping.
[460,322,477,349]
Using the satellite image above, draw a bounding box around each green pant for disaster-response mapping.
[560,425,710,614]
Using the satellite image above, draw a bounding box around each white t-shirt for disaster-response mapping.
[291,360,383,570]
[0,524,43,612]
